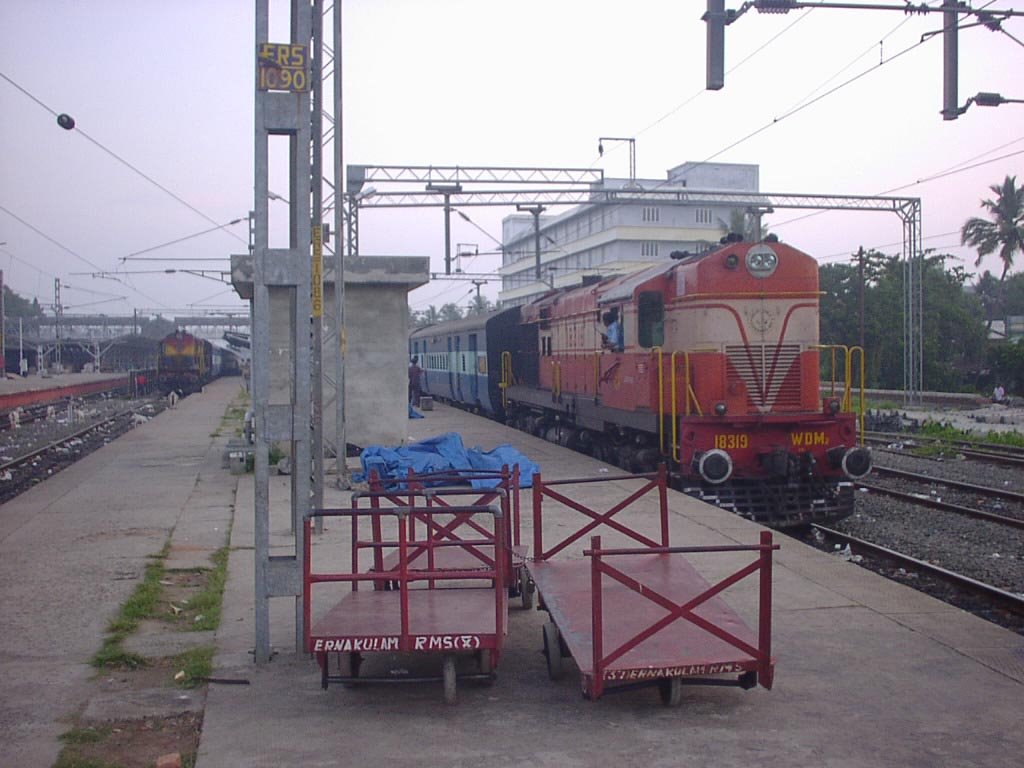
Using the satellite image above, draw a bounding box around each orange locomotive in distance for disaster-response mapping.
[155,329,221,395]
[411,237,871,528]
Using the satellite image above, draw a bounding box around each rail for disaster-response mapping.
[815,344,866,445]
[667,351,702,463]
[500,351,513,409]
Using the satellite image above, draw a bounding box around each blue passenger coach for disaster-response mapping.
[410,308,528,417]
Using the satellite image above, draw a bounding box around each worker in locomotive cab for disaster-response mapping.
[601,308,623,352]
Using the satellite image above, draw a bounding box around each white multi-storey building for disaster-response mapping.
[499,161,761,307]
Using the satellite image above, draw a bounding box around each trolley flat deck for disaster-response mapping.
[528,554,761,680]
[526,466,777,703]
[303,502,508,703]
[310,589,500,653]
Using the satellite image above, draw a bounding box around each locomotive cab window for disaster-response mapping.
[637,291,664,348]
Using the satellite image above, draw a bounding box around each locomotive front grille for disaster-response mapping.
[726,344,802,412]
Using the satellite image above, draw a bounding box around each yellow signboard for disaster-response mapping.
[312,224,323,318]
[257,43,308,92]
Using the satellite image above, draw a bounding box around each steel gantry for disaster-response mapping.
[346,179,925,401]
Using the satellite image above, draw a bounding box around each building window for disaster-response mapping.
[642,207,659,222]
[641,241,659,258]
[696,207,713,224]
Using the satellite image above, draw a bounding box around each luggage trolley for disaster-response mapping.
[303,498,508,704]
[525,465,779,706]
[368,465,535,608]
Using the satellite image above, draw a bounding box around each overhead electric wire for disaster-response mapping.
[0,203,172,309]
[771,145,1024,229]
[628,9,818,148]
[0,204,106,273]
[0,69,247,246]
[125,218,248,259]
[699,34,933,168]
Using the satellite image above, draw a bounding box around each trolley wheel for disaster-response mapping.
[476,649,495,685]
[340,652,362,688]
[658,677,683,707]
[442,654,457,705]
[519,569,535,610]
[542,622,564,681]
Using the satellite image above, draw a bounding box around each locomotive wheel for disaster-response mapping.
[658,677,683,707]
[442,654,457,704]
[543,622,564,680]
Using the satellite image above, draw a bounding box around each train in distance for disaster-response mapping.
[410,235,872,529]
[156,330,239,395]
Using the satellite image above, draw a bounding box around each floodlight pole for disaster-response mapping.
[426,183,463,275]
[516,204,547,280]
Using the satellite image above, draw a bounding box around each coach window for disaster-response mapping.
[637,291,664,348]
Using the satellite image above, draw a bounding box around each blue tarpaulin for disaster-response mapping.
[356,432,540,489]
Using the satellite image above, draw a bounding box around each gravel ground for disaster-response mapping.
[832,448,1024,599]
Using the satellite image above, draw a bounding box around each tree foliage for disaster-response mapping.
[961,175,1024,281]
[819,251,986,392]
[2,286,44,318]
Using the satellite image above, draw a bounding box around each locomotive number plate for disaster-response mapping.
[791,431,829,446]
[714,434,749,450]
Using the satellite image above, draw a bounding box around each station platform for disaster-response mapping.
[201,401,1023,767]
[0,376,239,767]
[3,385,1021,766]
[0,371,129,410]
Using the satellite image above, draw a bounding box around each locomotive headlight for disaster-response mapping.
[696,449,733,484]
[714,402,728,416]
[745,245,779,278]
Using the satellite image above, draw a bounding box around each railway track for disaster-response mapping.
[812,524,1024,625]
[865,430,1024,467]
[0,404,157,505]
[861,466,1024,528]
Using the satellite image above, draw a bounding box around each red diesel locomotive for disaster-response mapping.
[412,237,871,528]
[156,330,219,395]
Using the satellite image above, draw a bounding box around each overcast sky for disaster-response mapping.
[1,0,1022,319]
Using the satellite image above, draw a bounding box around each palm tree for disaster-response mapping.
[718,208,771,242]
[961,175,1024,281]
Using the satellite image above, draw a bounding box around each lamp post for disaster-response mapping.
[956,91,1024,116]
[426,183,462,274]
[598,136,637,189]
[516,204,546,281]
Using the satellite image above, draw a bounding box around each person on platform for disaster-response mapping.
[993,383,1007,405]
[408,356,423,407]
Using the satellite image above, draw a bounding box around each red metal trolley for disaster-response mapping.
[525,465,778,705]
[368,465,534,607]
[303,498,508,704]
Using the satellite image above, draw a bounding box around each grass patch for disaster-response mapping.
[91,547,168,670]
[53,755,124,768]
[91,636,147,670]
[982,429,1024,449]
[212,390,250,438]
[60,727,111,745]
[173,646,215,689]
[909,420,1024,457]
[178,547,229,632]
